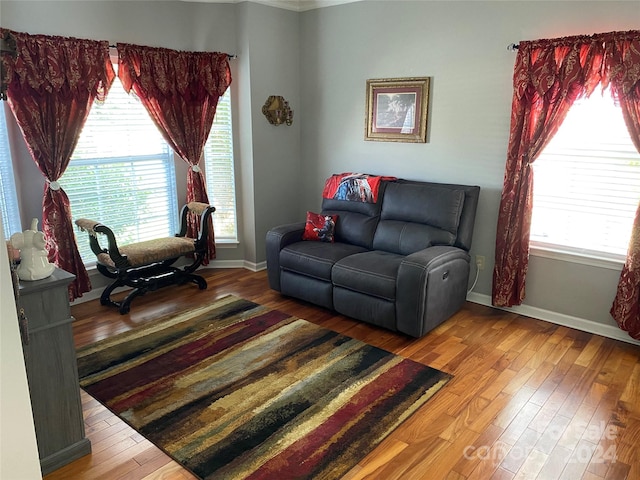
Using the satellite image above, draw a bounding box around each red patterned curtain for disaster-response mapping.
[116,43,231,263]
[606,32,640,339]
[1,29,115,300]
[492,34,605,307]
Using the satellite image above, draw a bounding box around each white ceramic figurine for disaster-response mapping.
[10,218,55,281]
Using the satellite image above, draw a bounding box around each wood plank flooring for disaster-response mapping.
[44,268,640,480]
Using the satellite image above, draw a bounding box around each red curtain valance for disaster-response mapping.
[1,29,114,100]
[512,36,603,102]
[117,43,231,102]
[511,30,640,104]
[602,31,640,100]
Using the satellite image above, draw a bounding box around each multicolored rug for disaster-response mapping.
[77,295,451,480]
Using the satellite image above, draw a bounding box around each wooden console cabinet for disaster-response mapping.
[19,268,91,475]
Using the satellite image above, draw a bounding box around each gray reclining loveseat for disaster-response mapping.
[266,178,480,337]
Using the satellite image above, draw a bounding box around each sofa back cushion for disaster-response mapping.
[321,187,386,249]
[373,182,465,255]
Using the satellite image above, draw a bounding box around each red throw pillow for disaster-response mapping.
[302,212,338,242]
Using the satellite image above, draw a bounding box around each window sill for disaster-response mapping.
[215,240,239,248]
[529,244,625,271]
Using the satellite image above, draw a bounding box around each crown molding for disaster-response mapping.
[181,0,364,12]
[293,0,365,12]
[242,0,301,11]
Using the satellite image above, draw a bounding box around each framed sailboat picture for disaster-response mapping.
[365,77,430,143]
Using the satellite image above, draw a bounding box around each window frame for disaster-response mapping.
[203,87,238,244]
[62,76,180,265]
[0,105,21,238]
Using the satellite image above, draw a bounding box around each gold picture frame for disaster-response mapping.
[365,77,430,143]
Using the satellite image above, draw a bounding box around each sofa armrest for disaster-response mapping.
[266,222,306,291]
[396,246,471,337]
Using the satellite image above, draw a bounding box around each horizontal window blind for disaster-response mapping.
[531,88,640,258]
[0,107,21,238]
[62,82,178,264]
[204,89,237,241]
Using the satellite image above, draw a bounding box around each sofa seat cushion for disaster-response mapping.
[332,250,404,301]
[280,241,368,281]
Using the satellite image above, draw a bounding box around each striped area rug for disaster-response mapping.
[77,295,451,480]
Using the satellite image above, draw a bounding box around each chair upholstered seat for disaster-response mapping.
[97,237,196,268]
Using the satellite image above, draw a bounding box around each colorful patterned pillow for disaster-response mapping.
[302,212,338,242]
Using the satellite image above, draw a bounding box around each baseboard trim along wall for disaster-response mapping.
[467,292,640,347]
[243,260,267,272]
[73,267,638,346]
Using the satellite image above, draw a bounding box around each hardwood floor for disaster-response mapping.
[44,268,640,480]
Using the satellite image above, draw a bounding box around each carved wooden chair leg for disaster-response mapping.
[100,278,125,308]
[180,272,207,289]
[75,202,216,314]
[119,288,146,315]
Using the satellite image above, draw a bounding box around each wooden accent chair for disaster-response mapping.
[76,202,215,314]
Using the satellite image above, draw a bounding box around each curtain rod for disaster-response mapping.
[507,43,519,51]
[108,44,237,60]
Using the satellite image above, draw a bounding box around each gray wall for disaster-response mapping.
[236,2,301,265]
[0,0,301,268]
[298,0,640,333]
[2,0,639,333]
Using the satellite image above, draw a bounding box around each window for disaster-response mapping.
[0,106,21,238]
[203,89,237,241]
[530,88,640,261]
[61,81,178,264]
[63,73,237,264]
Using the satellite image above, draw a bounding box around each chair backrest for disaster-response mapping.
[321,182,387,249]
[321,177,480,253]
[395,179,480,251]
[373,180,480,255]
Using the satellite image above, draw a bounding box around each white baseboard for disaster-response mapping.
[466,292,640,346]
[243,260,266,272]
[76,266,636,346]
[200,259,266,271]
[207,259,245,269]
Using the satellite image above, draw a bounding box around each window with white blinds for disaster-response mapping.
[61,82,178,264]
[204,89,237,241]
[0,107,21,238]
[530,87,640,260]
